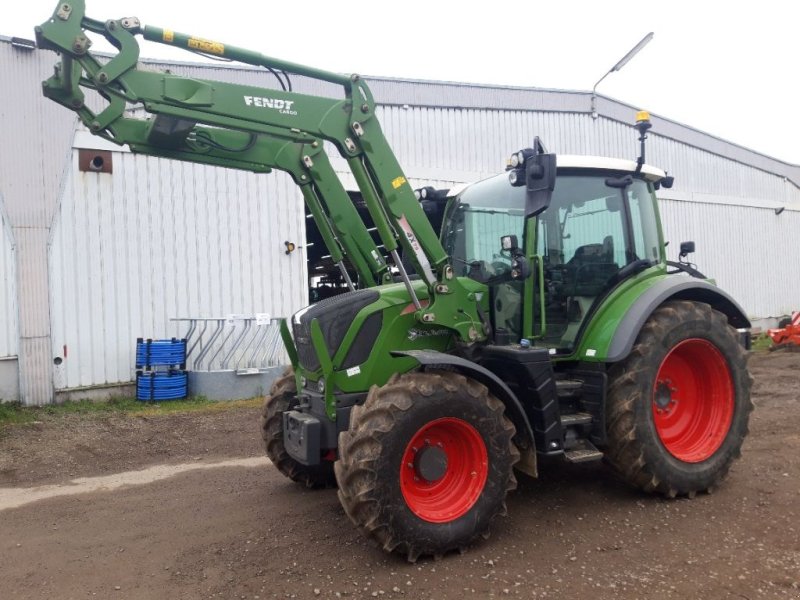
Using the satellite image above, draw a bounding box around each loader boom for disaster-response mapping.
[35,0,485,341]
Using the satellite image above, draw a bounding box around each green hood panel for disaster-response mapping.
[290,277,488,417]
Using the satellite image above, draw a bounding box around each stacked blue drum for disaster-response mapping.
[135,338,188,401]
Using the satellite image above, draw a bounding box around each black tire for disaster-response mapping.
[335,371,519,561]
[260,368,337,489]
[605,300,753,497]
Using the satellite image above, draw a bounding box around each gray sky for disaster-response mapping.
[9,0,800,164]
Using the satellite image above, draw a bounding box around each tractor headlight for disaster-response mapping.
[508,169,522,186]
[508,149,532,170]
[414,186,436,200]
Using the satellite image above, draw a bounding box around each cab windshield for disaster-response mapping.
[442,175,525,279]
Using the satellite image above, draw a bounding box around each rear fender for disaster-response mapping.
[579,277,750,363]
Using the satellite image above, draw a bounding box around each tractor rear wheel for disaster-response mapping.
[260,368,336,488]
[335,371,518,561]
[605,300,753,497]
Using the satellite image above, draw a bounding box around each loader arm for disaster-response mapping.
[35,0,486,342]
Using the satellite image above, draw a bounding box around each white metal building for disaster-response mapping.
[1,36,798,405]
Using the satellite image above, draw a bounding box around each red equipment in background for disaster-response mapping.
[768,312,800,350]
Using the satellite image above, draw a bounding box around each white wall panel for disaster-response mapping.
[0,41,77,404]
[0,199,18,358]
[49,150,308,390]
[659,199,800,320]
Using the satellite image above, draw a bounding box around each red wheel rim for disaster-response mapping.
[653,338,734,463]
[400,417,488,523]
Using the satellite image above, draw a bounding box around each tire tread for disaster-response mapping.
[605,300,753,497]
[336,371,519,561]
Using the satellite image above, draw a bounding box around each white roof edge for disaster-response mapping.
[73,130,131,153]
[448,157,666,197]
[556,155,666,181]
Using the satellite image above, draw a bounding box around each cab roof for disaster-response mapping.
[556,155,666,182]
[447,155,667,197]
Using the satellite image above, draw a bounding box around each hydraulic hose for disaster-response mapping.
[136,371,188,402]
[135,338,187,368]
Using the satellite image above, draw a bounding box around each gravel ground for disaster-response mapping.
[0,351,798,599]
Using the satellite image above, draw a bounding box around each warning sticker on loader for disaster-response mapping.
[188,37,225,56]
[397,215,435,284]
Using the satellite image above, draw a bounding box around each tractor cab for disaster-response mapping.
[442,156,667,354]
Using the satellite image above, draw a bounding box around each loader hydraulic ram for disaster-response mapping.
[37,1,753,561]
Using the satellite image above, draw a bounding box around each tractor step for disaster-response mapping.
[560,412,593,427]
[555,379,584,398]
[564,440,603,463]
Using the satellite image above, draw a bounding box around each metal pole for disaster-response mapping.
[590,32,654,120]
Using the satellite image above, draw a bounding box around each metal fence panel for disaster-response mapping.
[173,317,289,372]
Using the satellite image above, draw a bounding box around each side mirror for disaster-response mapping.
[679,241,695,258]
[524,152,557,218]
[501,235,519,252]
[506,137,556,218]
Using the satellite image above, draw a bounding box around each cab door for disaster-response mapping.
[528,173,661,352]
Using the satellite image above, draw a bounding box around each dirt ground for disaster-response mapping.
[1,351,798,599]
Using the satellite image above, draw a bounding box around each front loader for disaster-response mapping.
[36,1,753,561]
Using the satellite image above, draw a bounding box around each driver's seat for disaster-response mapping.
[565,237,619,297]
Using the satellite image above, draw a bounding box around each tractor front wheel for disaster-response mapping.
[605,300,753,497]
[335,371,518,561]
[260,368,337,488]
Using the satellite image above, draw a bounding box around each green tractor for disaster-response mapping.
[37,2,752,561]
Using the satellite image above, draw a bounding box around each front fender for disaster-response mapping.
[575,274,750,363]
[390,350,536,453]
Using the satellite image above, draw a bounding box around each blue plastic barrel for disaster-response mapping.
[136,371,188,402]
[135,338,187,369]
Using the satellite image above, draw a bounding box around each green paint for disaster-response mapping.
[37,0,485,344]
[569,264,667,362]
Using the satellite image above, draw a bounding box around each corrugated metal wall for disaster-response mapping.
[2,39,799,400]
[374,105,800,208]
[0,42,77,404]
[659,198,800,319]
[0,198,18,358]
[49,148,308,390]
